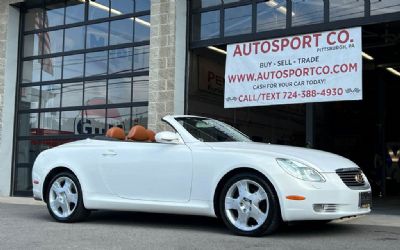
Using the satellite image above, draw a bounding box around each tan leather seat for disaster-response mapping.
[126,125,149,141]
[146,129,156,142]
[105,127,125,140]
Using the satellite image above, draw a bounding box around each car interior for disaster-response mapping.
[96,126,156,142]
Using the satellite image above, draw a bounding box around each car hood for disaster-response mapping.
[205,142,358,173]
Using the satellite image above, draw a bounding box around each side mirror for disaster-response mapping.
[155,131,181,144]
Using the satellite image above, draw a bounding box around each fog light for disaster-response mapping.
[313,204,338,213]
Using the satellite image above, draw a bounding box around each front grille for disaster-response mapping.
[336,168,365,188]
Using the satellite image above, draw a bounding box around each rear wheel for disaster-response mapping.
[46,172,90,222]
[219,173,281,236]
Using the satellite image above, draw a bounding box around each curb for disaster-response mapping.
[0,196,45,206]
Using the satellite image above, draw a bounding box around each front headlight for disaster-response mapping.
[276,158,325,182]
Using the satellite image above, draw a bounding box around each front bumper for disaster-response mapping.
[278,173,371,221]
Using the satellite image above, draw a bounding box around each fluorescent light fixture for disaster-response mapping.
[207,46,227,55]
[80,0,151,27]
[266,0,295,16]
[362,52,374,61]
[386,67,400,77]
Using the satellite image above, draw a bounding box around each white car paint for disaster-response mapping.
[32,115,371,221]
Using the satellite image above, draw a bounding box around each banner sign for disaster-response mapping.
[224,27,362,108]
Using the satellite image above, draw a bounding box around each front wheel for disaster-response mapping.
[46,172,90,222]
[219,173,281,236]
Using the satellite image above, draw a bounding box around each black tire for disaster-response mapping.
[46,171,90,222]
[219,173,282,236]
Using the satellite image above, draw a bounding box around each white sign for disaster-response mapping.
[224,27,362,108]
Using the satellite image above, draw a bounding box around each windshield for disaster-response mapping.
[175,117,252,142]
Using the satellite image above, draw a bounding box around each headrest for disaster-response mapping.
[146,129,156,142]
[126,125,148,141]
[105,127,125,140]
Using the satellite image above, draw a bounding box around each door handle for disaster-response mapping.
[102,150,117,156]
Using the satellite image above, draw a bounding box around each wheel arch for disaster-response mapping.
[212,167,282,219]
[42,166,79,203]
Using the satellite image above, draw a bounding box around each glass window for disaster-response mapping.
[41,84,61,109]
[132,76,149,102]
[63,54,84,79]
[257,1,287,32]
[87,22,109,49]
[193,10,220,40]
[330,0,364,21]
[18,113,39,136]
[89,0,110,20]
[62,82,83,107]
[224,5,252,36]
[108,78,131,104]
[110,0,134,16]
[24,33,42,57]
[42,56,62,81]
[65,0,85,24]
[43,30,64,55]
[82,109,106,135]
[134,15,150,42]
[20,86,40,110]
[132,106,148,126]
[292,0,324,27]
[24,8,43,31]
[109,48,133,74]
[136,0,150,12]
[85,51,108,77]
[134,45,149,72]
[61,110,81,134]
[192,0,222,9]
[84,80,107,105]
[45,2,65,27]
[22,59,41,83]
[64,26,85,51]
[40,111,60,135]
[371,0,400,15]
[110,18,134,45]
[107,107,131,133]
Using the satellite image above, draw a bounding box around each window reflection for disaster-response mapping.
[66,0,85,24]
[63,54,84,79]
[18,113,39,136]
[42,57,62,82]
[224,5,252,36]
[111,0,134,16]
[193,11,220,40]
[40,112,60,135]
[110,18,133,45]
[257,1,287,32]
[61,110,82,134]
[330,0,364,21]
[62,82,83,107]
[24,34,42,57]
[43,30,64,55]
[371,0,400,15]
[41,84,61,109]
[136,0,151,12]
[134,15,151,42]
[292,0,324,27]
[89,0,110,20]
[20,86,40,110]
[108,78,132,104]
[45,2,65,27]
[87,23,109,49]
[22,60,41,83]
[132,106,148,126]
[82,109,106,135]
[132,76,149,102]
[134,46,150,72]
[64,26,85,51]
[85,51,108,77]
[109,48,133,75]
[107,107,131,134]
[24,8,43,31]
[84,80,107,106]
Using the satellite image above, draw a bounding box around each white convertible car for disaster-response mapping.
[32,115,371,236]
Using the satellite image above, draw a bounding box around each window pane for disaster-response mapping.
[66,0,85,24]
[84,80,107,106]
[257,1,287,32]
[40,111,60,135]
[43,30,64,55]
[85,51,108,77]
[62,82,83,107]
[87,22,109,49]
[45,2,65,27]
[82,109,106,135]
[25,8,43,31]
[134,45,149,72]
[63,54,84,79]
[108,78,131,104]
[111,0,134,16]
[134,15,150,42]
[371,0,400,15]
[20,86,40,110]
[61,110,81,134]
[41,84,61,109]
[22,59,41,83]
[193,10,220,40]
[107,107,131,133]
[24,33,42,57]
[89,0,110,20]
[132,106,148,126]
[136,0,150,12]
[109,48,133,74]
[18,113,39,136]
[330,0,364,21]
[110,18,133,45]
[192,0,222,9]
[292,0,324,27]
[64,26,85,51]
[42,57,62,81]
[132,76,149,102]
[225,5,252,36]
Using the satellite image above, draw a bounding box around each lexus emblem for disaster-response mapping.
[354,173,364,183]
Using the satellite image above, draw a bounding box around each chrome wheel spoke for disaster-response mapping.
[49,176,78,218]
[51,182,63,195]
[236,211,249,228]
[250,204,267,225]
[249,188,268,204]
[59,198,70,216]
[66,192,78,205]
[225,197,239,210]
[236,180,250,198]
